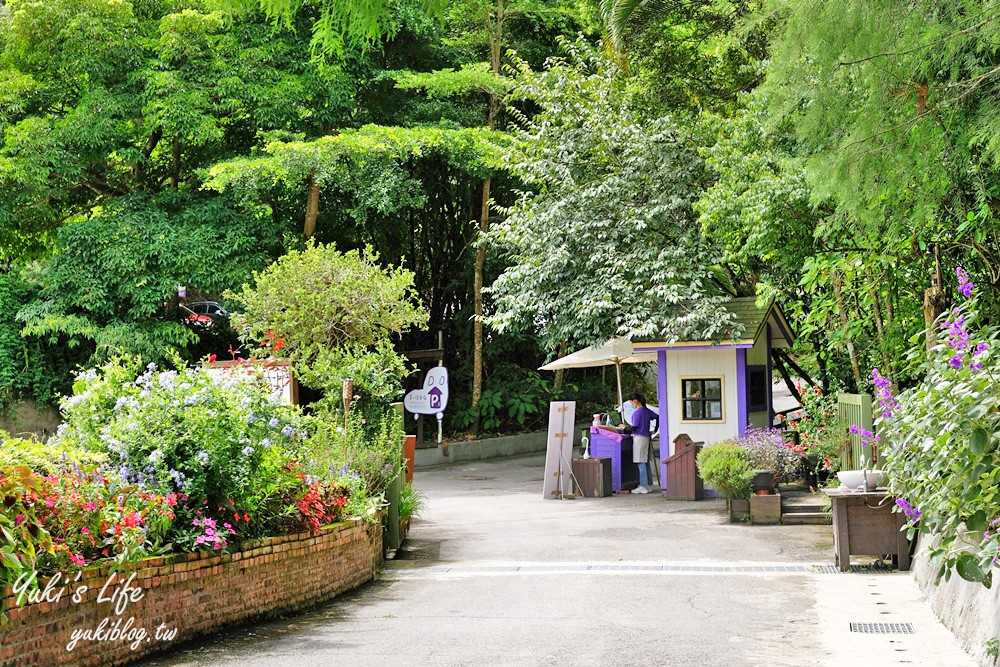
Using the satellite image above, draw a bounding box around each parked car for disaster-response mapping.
[187,301,230,322]
[178,303,214,329]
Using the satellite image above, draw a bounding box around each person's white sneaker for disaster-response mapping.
[631,486,649,494]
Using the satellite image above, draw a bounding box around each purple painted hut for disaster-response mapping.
[635,297,795,489]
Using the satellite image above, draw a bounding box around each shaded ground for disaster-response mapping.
[139,454,972,667]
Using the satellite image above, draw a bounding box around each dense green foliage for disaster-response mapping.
[883,290,1000,588]
[228,242,428,427]
[696,442,754,500]
[489,44,736,351]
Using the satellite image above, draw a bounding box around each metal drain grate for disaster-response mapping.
[849,622,916,634]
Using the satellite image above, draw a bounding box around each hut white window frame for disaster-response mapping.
[679,375,725,423]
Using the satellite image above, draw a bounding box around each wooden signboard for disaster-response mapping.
[542,401,577,499]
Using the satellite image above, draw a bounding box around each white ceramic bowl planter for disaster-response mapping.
[837,469,887,491]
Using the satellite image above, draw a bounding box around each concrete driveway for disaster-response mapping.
[140,454,973,667]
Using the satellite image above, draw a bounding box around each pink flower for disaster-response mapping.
[14,514,25,527]
[69,553,85,567]
[81,527,90,534]
[84,501,97,511]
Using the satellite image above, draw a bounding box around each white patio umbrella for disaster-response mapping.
[539,337,656,407]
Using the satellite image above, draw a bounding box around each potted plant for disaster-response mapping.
[696,442,754,521]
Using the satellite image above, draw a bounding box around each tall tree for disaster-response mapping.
[489,43,737,351]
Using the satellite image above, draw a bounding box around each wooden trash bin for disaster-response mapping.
[664,434,704,500]
[572,457,612,498]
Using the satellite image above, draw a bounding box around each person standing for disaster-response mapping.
[621,391,657,494]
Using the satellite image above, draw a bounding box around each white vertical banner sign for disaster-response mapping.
[542,401,576,499]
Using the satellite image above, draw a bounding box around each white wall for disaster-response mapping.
[663,349,738,457]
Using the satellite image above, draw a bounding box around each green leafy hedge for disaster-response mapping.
[883,273,1000,587]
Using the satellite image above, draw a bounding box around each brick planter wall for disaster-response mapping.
[0,519,381,667]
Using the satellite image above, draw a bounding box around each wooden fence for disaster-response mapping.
[837,392,874,468]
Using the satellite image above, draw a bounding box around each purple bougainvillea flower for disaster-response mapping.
[957,266,975,298]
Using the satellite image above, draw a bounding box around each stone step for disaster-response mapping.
[781,512,832,525]
[781,503,826,513]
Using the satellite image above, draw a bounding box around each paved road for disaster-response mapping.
[141,454,974,667]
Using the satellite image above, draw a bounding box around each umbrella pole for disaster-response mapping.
[615,360,624,408]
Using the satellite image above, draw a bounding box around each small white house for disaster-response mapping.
[632,297,795,482]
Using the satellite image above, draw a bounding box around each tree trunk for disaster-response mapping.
[923,244,945,356]
[770,350,803,404]
[471,178,490,435]
[469,0,505,435]
[773,348,816,388]
[832,271,862,391]
[553,340,569,393]
[865,268,893,381]
[304,171,319,239]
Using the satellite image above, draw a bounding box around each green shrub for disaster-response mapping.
[0,433,106,476]
[51,356,379,546]
[882,290,1000,587]
[696,442,754,500]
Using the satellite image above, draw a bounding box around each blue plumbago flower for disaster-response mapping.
[242,445,255,456]
[147,362,158,371]
[339,463,350,476]
[149,450,164,464]
[56,423,68,437]
[240,396,252,408]
[261,438,272,449]
[114,396,130,411]
[196,451,210,465]
[281,425,295,436]
[957,266,975,298]
[184,395,198,406]
[169,469,185,486]
[247,410,257,423]
[268,417,280,428]
[305,475,319,485]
